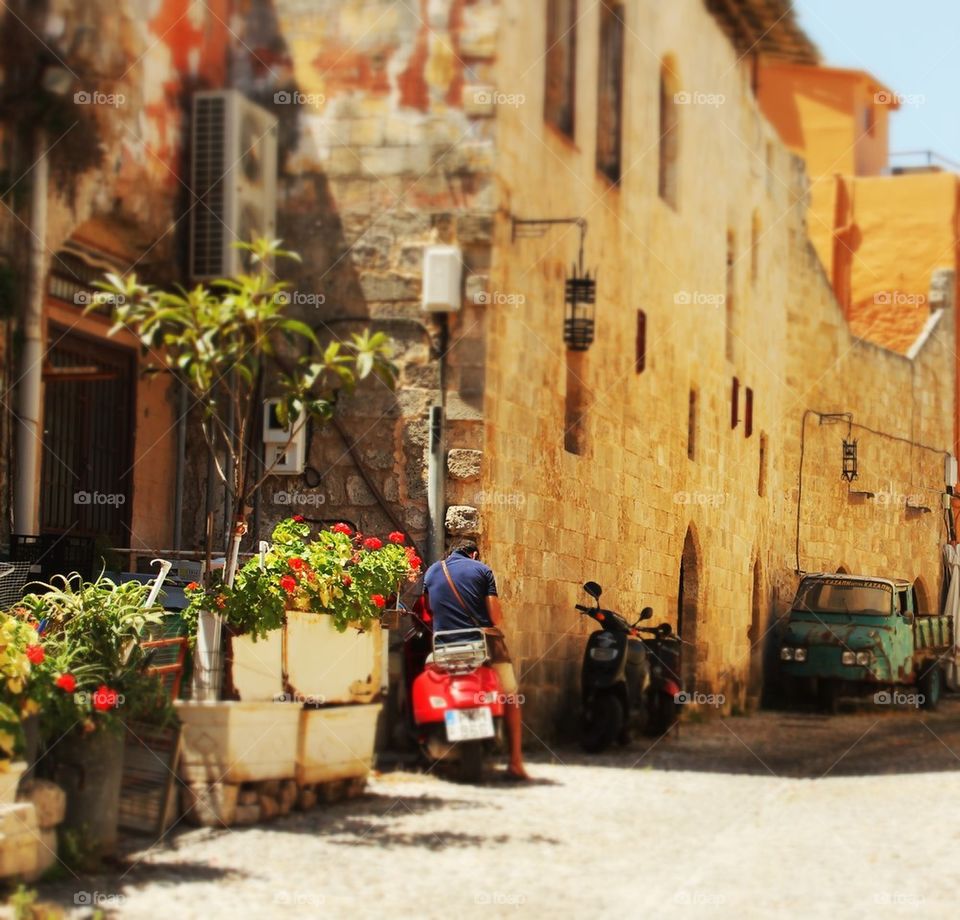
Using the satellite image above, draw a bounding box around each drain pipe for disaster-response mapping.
[13,132,48,535]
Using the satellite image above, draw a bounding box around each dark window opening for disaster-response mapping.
[545,0,577,139]
[758,432,767,496]
[635,309,646,373]
[564,351,588,454]
[731,376,740,429]
[687,389,697,460]
[658,63,680,207]
[744,386,754,438]
[596,1,625,184]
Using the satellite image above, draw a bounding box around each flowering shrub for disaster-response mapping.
[185,518,423,640]
[0,615,45,767]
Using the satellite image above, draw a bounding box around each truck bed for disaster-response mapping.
[913,614,953,652]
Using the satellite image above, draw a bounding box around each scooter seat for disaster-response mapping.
[424,652,435,665]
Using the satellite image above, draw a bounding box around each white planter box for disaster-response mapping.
[0,762,27,806]
[297,703,381,785]
[175,701,301,783]
[231,612,382,705]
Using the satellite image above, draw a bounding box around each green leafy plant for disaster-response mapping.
[184,518,423,639]
[96,238,396,584]
[13,575,170,739]
[0,615,44,767]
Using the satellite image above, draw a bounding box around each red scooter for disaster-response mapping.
[408,624,505,782]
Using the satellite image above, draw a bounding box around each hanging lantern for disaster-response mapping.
[841,438,858,482]
[563,266,596,351]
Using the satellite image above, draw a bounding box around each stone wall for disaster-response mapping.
[480,0,956,735]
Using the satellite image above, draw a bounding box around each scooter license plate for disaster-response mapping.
[444,707,495,742]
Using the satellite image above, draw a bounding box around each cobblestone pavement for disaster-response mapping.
[24,697,960,919]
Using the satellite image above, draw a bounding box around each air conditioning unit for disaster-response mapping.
[190,90,278,280]
[263,399,306,475]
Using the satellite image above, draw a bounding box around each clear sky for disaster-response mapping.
[792,0,960,168]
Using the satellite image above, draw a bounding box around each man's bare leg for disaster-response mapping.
[505,698,529,779]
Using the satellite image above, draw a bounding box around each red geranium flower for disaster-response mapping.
[408,555,423,570]
[363,537,383,551]
[332,522,352,536]
[388,531,405,544]
[55,674,76,693]
[25,645,44,665]
[342,574,352,587]
[186,581,200,591]
[279,575,297,595]
[370,594,386,608]
[92,685,119,712]
[288,557,305,572]
[292,514,305,523]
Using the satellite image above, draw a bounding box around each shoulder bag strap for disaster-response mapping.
[440,559,484,628]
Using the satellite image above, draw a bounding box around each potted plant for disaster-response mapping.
[97,239,395,698]
[14,575,170,863]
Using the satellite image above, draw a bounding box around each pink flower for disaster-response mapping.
[26,645,44,665]
[370,594,386,608]
[388,531,406,544]
[288,557,305,572]
[362,537,383,551]
[332,523,352,536]
[92,685,119,712]
[292,514,305,523]
[280,575,297,595]
[55,674,76,693]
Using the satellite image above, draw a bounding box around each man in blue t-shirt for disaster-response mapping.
[423,540,528,780]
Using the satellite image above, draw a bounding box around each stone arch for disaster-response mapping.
[914,576,932,615]
[835,564,850,575]
[677,525,701,691]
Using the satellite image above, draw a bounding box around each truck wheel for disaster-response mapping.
[919,663,942,711]
[580,694,623,753]
[817,679,839,714]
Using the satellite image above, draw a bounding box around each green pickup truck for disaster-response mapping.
[779,573,953,711]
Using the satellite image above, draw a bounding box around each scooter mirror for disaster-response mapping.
[583,581,602,600]
[639,606,653,621]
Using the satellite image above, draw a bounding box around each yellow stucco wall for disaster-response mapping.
[478,0,955,732]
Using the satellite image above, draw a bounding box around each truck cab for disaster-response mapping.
[779,573,951,711]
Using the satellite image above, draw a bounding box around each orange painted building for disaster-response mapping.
[758,59,960,453]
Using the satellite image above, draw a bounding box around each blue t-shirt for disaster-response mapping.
[423,552,498,633]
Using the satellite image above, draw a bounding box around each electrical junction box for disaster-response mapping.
[263,399,306,475]
[421,244,463,312]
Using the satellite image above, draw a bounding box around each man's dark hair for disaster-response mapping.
[450,539,479,557]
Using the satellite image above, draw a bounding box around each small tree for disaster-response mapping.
[97,239,395,583]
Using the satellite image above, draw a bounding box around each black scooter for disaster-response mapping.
[576,581,683,752]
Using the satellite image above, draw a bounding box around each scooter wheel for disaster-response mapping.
[580,694,623,753]
[457,742,485,783]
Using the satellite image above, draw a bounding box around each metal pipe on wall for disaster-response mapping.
[13,132,48,535]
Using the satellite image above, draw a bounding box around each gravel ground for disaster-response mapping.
[20,697,960,920]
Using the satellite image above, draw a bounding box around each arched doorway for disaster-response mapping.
[748,557,763,703]
[836,565,849,575]
[914,577,931,614]
[677,527,700,691]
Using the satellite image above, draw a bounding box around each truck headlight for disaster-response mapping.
[855,651,871,666]
[794,648,807,662]
[780,647,794,661]
[841,651,855,665]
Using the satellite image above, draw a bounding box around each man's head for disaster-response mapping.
[450,539,480,560]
